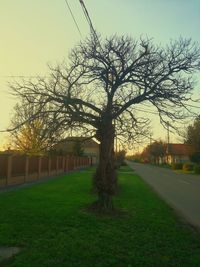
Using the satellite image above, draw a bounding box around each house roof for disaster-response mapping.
[166,143,195,156]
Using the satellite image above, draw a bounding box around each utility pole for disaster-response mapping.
[166,121,170,164]
[149,133,152,145]
[115,135,118,153]
[114,119,117,153]
[167,121,170,146]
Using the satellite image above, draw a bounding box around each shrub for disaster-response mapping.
[121,161,127,166]
[142,159,149,164]
[190,152,200,164]
[160,163,171,168]
[172,163,183,170]
[183,163,194,172]
[134,158,142,163]
[194,164,200,174]
[115,150,126,168]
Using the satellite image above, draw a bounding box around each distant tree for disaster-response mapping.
[190,152,200,164]
[115,149,126,168]
[11,34,200,211]
[142,141,165,164]
[11,120,47,156]
[126,152,142,163]
[9,100,65,155]
[185,115,200,151]
[72,140,84,156]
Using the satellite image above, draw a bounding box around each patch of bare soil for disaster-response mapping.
[84,202,130,218]
[0,247,22,266]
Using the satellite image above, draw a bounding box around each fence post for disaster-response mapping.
[25,156,29,182]
[73,157,76,170]
[62,157,65,172]
[72,156,74,170]
[65,156,69,172]
[38,157,42,179]
[56,156,58,174]
[79,157,81,169]
[6,154,12,186]
[78,157,80,168]
[48,157,51,176]
[77,157,79,169]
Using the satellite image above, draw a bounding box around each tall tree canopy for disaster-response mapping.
[185,115,200,151]
[9,99,65,155]
[142,141,165,164]
[11,35,200,211]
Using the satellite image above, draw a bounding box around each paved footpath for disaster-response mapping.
[127,161,200,230]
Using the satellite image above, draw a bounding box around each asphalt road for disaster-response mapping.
[127,161,200,230]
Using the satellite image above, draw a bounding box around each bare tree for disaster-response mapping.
[11,35,200,211]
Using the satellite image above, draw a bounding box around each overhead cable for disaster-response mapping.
[79,0,101,47]
[79,0,96,35]
[64,0,82,37]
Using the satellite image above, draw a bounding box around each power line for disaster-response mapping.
[141,102,200,111]
[0,75,48,78]
[64,0,82,37]
[134,107,159,115]
[141,102,200,110]
[79,0,101,46]
[79,0,95,35]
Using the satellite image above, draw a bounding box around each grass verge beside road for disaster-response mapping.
[0,166,200,267]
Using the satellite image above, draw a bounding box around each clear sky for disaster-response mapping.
[0,0,200,150]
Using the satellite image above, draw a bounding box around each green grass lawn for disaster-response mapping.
[0,166,200,267]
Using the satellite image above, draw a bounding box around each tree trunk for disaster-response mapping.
[93,121,117,212]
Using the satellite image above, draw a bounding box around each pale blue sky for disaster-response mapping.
[0,0,200,149]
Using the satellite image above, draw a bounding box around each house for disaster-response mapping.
[53,137,99,164]
[165,143,195,164]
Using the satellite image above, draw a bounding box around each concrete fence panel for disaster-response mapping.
[0,154,90,188]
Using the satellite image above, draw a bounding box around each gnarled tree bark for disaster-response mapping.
[93,121,117,211]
